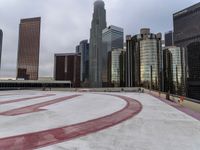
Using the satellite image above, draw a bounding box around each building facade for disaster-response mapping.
[163,46,185,95]
[54,53,80,87]
[79,40,89,84]
[16,17,41,80]
[126,35,137,87]
[126,28,162,90]
[0,29,2,68]
[173,2,200,100]
[165,31,173,46]
[89,0,107,87]
[163,49,173,93]
[108,49,126,87]
[76,45,80,54]
[102,25,123,86]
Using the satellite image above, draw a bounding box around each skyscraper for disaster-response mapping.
[54,53,80,87]
[102,25,123,86]
[107,49,126,87]
[163,49,173,93]
[126,28,162,90]
[163,46,185,95]
[165,31,173,46]
[89,0,107,87]
[76,45,80,54]
[17,17,41,80]
[79,40,89,83]
[0,29,2,68]
[126,35,137,87]
[173,2,200,100]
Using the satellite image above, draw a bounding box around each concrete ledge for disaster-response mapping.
[144,89,200,113]
[43,87,140,92]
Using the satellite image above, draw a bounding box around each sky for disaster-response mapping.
[0,0,199,78]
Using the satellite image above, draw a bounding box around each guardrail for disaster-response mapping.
[49,87,140,92]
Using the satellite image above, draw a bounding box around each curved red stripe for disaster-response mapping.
[0,94,142,150]
[0,94,55,105]
[0,95,81,116]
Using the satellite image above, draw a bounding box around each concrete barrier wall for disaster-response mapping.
[49,87,140,92]
[144,89,200,113]
[11,87,200,113]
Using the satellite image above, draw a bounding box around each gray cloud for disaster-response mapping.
[0,0,199,78]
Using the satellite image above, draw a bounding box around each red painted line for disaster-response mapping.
[0,94,142,150]
[0,94,55,105]
[0,95,81,116]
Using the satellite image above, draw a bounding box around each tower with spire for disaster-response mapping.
[89,0,107,87]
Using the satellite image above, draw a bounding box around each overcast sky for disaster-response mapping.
[0,0,199,78]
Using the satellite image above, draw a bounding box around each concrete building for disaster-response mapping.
[54,53,80,87]
[79,40,89,84]
[0,80,71,90]
[126,28,162,90]
[173,2,200,100]
[16,17,41,80]
[107,49,126,87]
[102,25,123,86]
[0,29,2,68]
[89,0,107,87]
[165,31,173,46]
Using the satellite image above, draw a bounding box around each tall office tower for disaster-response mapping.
[173,2,200,100]
[79,40,89,84]
[102,25,123,86]
[165,31,173,46]
[76,45,80,53]
[89,0,107,87]
[126,35,138,87]
[16,17,41,80]
[0,29,2,68]
[54,53,80,87]
[107,49,126,87]
[126,28,162,90]
[163,46,185,95]
[163,49,173,93]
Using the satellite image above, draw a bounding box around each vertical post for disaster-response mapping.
[150,65,153,90]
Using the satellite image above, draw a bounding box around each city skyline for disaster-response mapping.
[0,0,199,78]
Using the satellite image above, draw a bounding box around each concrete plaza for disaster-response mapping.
[0,90,199,150]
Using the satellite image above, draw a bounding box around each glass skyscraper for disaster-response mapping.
[108,49,126,87]
[17,17,41,80]
[102,25,123,86]
[163,46,185,95]
[173,2,200,100]
[126,35,138,87]
[79,40,89,83]
[76,45,80,54]
[89,0,107,87]
[165,31,173,46]
[126,28,162,90]
[0,29,2,68]
[163,49,173,93]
